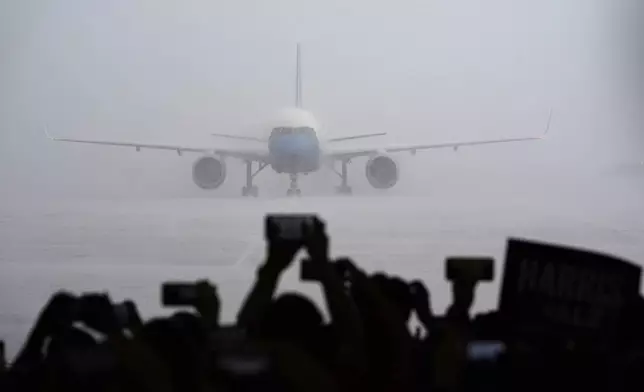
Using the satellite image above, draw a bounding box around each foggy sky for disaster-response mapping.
[0,0,642,199]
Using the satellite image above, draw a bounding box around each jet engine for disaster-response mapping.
[365,155,399,189]
[192,156,227,190]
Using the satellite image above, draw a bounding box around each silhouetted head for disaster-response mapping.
[140,313,208,391]
[260,292,323,343]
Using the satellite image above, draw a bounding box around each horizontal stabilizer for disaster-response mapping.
[328,132,387,143]
[211,133,266,142]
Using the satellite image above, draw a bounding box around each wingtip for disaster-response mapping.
[43,125,54,140]
[543,108,553,138]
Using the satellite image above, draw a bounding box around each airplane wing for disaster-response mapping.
[326,134,545,160]
[45,128,269,162]
[326,111,552,161]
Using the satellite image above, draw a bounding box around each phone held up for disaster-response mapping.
[161,282,200,307]
[265,214,334,282]
[264,214,320,244]
[445,257,495,283]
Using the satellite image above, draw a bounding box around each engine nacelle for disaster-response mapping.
[192,156,227,190]
[365,155,399,189]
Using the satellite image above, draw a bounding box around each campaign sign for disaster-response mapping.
[499,238,641,340]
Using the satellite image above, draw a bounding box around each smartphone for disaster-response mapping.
[445,257,494,282]
[265,214,317,242]
[161,282,198,306]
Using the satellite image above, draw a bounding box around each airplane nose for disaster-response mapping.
[269,133,321,172]
[273,135,317,155]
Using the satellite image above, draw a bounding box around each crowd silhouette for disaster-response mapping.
[2,214,644,392]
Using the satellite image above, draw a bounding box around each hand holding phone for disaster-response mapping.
[265,214,316,244]
[410,280,431,310]
[265,214,320,273]
[303,217,328,263]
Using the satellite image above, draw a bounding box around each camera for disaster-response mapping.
[265,214,319,243]
[161,282,199,307]
[445,257,494,282]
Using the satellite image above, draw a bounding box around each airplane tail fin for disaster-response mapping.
[295,43,303,108]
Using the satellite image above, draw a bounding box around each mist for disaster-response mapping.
[0,0,641,201]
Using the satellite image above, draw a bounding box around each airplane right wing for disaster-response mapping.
[326,134,546,160]
[326,110,553,161]
[45,128,269,162]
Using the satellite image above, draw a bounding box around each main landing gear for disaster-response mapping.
[286,174,302,197]
[334,159,352,195]
[242,160,267,197]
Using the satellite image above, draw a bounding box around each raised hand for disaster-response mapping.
[194,280,220,329]
[304,217,329,263]
[410,280,432,315]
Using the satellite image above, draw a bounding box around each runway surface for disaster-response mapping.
[1,173,643,357]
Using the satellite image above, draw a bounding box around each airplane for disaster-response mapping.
[46,43,551,197]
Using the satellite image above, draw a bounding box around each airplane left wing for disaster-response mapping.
[45,129,269,162]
